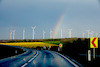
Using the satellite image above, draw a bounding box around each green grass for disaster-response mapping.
[43,41,61,45]
[43,41,67,45]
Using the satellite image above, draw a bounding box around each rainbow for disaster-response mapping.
[53,10,67,38]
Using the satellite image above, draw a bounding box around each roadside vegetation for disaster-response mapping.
[0,45,24,59]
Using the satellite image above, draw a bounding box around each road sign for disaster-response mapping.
[90,37,98,48]
[59,43,63,48]
[49,45,51,48]
[43,46,46,49]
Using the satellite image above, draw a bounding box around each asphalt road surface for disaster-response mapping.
[0,49,79,67]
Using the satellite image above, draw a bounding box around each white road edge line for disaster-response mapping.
[21,51,38,67]
[57,52,79,67]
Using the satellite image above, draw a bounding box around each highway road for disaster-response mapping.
[0,48,79,67]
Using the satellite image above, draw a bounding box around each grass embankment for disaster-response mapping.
[0,42,58,48]
[0,45,24,59]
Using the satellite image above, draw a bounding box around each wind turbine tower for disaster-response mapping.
[23,29,25,39]
[90,31,94,37]
[12,30,16,40]
[50,30,52,38]
[68,29,72,38]
[82,33,85,38]
[10,31,13,40]
[43,31,46,39]
[32,26,36,39]
[87,30,90,38]
[96,32,98,37]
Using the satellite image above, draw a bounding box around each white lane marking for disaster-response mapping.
[21,63,28,67]
[28,51,38,63]
[23,58,26,61]
[21,51,38,67]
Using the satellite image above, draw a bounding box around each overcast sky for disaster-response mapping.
[0,0,100,39]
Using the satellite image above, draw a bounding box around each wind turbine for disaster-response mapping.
[68,29,72,38]
[82,32,85,38]
[50,29,52,38]
[43,31,46,39]
[23,29,25,39]
[95,33,97,37]
[10,31,13,40]
[32,26,36,39]
[86,30,90,38]
[12,30,16,40]
[90,31,94,37]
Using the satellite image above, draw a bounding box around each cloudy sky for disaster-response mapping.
[0,0,100,39]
